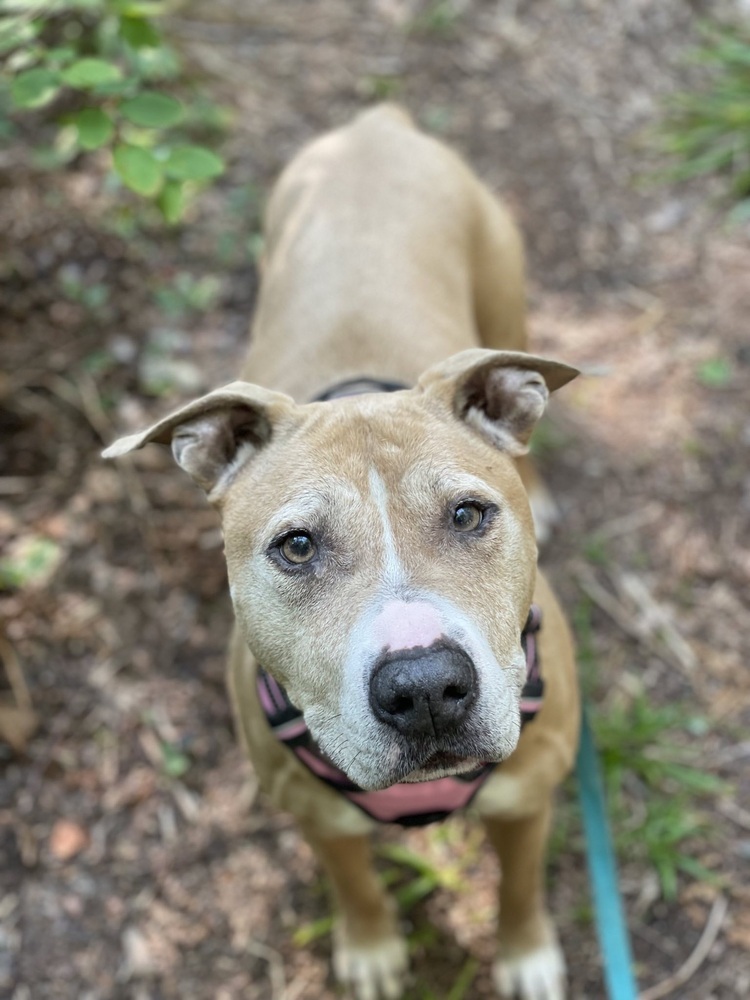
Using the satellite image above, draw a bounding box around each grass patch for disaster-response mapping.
[592,695,729,899]
[653,22,750,222]
[571,596,729,900]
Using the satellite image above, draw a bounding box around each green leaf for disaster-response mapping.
[120,91,183,128]
[45,46,77,67]
[697,357,732,388]
[10,67,59,109]
[62,58,123,89]
[0,536,63,590]
[119,15,161,48]
[165,144,224,181]
[74,108,114,150]
[446,958,480,1000]
[157,179,186,223]
[113,144,163,196]
[394,873,438,909]
[161,742,190,778]
[292,916,334,947]
[114,0,172,15]
[0,16,40,56]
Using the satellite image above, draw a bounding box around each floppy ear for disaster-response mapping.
[418,349,579,457]
[102,381,297,494]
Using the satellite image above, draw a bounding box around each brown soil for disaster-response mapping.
[2,2,749,999]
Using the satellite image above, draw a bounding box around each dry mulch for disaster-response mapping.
[2,1,750,998]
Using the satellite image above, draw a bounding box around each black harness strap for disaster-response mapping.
[314,377,410,401]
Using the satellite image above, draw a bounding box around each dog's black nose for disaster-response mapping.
[369,644,477,737]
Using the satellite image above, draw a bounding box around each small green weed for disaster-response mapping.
[419,957,479,1000]
[582,534,610,567]
[292,914,334,947]
[571,598,597,694]
[360,74,403,100]
[0,535,63,590]
[593,695,729,899]
[571,600,728,900]
[160,741,191,779]
[153,271,223,318]
[57,263,111,316]
[378,841,467,896]
[409,0,463,37]
[696,356,733,388]
[654,22,750,222]
[529,417,570,459]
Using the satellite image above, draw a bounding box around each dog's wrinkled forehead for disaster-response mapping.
[103,349,578,511]
[221,391,519,528]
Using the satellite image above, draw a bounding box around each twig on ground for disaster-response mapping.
[716,798,750,832]
[71,371,153,519]
[574,562,696,674]
[0,634,32,711]
[613,570,697,673]
[47,371,173,585]
[246,939,287,1000]
[593,503,664,541]
[710,741,750,767]
[638,894,728,1000]
[632,920,681,957]
[170,782,201,823]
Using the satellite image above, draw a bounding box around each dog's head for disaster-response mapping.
[105,349,577,790]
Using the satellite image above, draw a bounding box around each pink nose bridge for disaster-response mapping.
[371,600,445,652]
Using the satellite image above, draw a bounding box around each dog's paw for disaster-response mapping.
[333,933,408,1000]
[493,942,566,1000]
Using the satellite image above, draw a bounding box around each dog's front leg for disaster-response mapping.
[483,804,566,1000]
[306,831,408,1000]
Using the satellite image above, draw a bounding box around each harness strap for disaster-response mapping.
[520,602,544,724]
[256,606,545,826]
[314,377,410,401]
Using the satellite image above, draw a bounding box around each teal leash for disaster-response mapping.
[576,707,639,1000]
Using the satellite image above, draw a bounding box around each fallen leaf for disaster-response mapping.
[49,819,90,861]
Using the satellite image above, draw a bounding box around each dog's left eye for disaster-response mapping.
[451,502,485,533]
[279,532,317,565]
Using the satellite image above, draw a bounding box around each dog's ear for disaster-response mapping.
[102,381,297,495]
[418,349,579,457]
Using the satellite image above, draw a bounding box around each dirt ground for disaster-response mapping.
[2,1,750,998]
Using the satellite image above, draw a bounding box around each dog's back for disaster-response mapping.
[245,105,526,399]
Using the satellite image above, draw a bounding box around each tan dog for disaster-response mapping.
[105,105,580,1000]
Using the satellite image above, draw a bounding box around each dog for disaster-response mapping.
[104,105,580,1000]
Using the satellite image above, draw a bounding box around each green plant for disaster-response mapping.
[1,0,226,222]
[160,740,191,778]
[696,356,733,388]
[593,696,728,899]
[0,534,63,590]
[153,270,223,317]
[409,0,462,37]
[656,23,750,224]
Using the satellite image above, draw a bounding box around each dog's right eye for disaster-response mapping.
[279,532,317,565]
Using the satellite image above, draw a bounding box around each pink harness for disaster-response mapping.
[257,605,544,827]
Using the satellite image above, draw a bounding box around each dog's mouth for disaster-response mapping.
[385,738,490,784]
[398,753,484,784]
[421,751,468,771]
